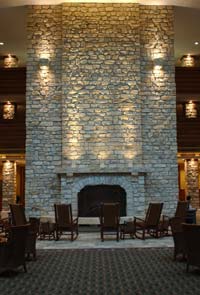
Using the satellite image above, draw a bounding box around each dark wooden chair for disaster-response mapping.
[183,223,200,272]
[100,202,120,242]
[159,201,188,236]
[54,204,78,241]
[175,201,188,218]
[9,204,38,260]
[0,225,29,274]
[170,217,186,261]
[134,203,163,240]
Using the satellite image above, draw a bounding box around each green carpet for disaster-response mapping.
[0,248,200,295]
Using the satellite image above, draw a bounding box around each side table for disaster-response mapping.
[39,222,56,240]
[120,221,135,239]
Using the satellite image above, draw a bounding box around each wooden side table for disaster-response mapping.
[39,222,56,240]
[120,221,135,239]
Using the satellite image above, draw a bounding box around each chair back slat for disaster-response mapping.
[54,204,72,227]
[100,203,120,227]
[183,224,200,253]
[170,216,185,234]
[9,225,29,265]
[10,204,27,226]
[145,203,163,227]
[175,201,188,218]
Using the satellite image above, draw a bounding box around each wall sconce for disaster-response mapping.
[181,54,195,67]
[153,57,163,70]
[39,57,50,70]
[3,101,15,119]
[4,54,18,68]
[0,54,18,68]
[185,100,197,118]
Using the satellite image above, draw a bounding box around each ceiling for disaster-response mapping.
[0,1,200,66]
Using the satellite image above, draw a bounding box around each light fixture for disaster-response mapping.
[181,54,195,67]
[185,100,197,118]
[3,54,18,68]
[194,41,199,45]
[39,57,49,70]
[3,101,15,120]
[153,57,163,68]
[0,42,4,46]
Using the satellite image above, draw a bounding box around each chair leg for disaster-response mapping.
[142,229,145,240]
[173,250,176,261]
[55,230,59,241]
[101,230,104,242]
[23,263,27,273]
[71,231,74,241]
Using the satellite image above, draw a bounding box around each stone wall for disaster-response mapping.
[2,161,16,211]
[186,159,199,208]
[26,4,178,217]
[26,5,62,216]
[62,4,142,170]
[140,6,178,211]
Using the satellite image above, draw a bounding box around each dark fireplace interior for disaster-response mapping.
[78,185,126,217]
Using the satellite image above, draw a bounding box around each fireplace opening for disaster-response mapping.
[78,185,126,217]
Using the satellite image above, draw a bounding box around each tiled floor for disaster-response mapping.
[36,233,173,249]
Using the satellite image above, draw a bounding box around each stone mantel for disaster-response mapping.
[55,166,148,178]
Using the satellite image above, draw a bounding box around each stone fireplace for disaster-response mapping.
[26,3,178,218]
[58,171,146,217]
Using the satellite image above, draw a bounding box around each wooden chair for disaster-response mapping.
[175,201,188,217]
[134,203,163,240]
[100,202,120,242]
[54,204,78,241]
[159,201,188,236]
[170,217,186,261]
[183,223,200,272]
[9,204,38,260]
[0,225,29,274]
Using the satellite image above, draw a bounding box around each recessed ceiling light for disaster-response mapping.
[194,41,199,45]
[0,42,4,46]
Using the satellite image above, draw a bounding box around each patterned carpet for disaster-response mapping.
[0,248,200,295]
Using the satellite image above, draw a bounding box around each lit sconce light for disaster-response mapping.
[185,100,197,118]
[39,57,50,70]
[153,57,163,70]
[4,159,13,170]
[181,54,195,67]
[3,54,18,68]
[189,158,198,167]
[3,101,15,119]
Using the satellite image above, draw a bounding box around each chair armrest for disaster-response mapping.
[134,217,145,223]
[73,218,78,225]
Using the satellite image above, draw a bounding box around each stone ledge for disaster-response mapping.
[56,166,148,177]
[40,216,135,225]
